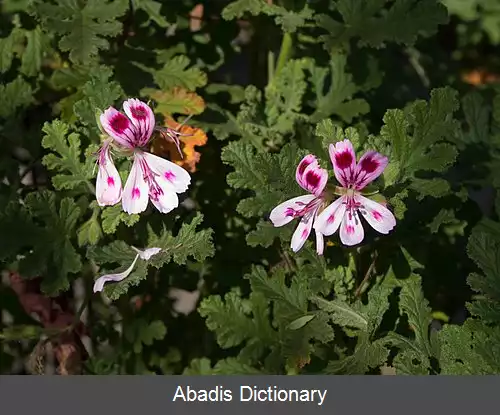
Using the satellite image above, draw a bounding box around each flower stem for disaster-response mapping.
[355,251,378,297]
[272,32,293,81]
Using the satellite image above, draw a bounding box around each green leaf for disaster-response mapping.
[287,315,315,330]
[145,55,207,91]
[20,191,82,295]
[0,27,25,73]
[133,0,169,28]
[20,26,46,77]
[143,87,205,116]
[246,220,293,248]
[35,0,129,64]
[77,209,102,247]
[222,141,304,218]
[247,266,334,368]
[0,325,45,341]
[101,204,140,235]
[317,0,448,49]
[147,213,215,267]
[313,297,368,331]
[461,91,491,144]
[213,358,263,374]
[199,289,275,364]
[41,120,94,191]
[307,54,369,123]
[438,320,500,374]
[466,222,500,323]
[73,66,123,128]
[124,319,167,354]
[0,76,33,118]
[222,0,313,32]
[265,58,308,133]
[385,276,437,375]
[222,0,268,20]
[409,178,451,200]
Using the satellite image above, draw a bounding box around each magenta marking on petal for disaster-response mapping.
[131,105,148,120]
[346,225,355,234]
[110,114,130,133]
[132,187,141,199]
[164,171,176,181]
[107,177,115,187]
[285,208,295,217]
[305,171,320,188]
[360,156,379,173]
[298,158,312,176]
[372,211,383,221]
[327,214,335,224]
[301,229,309,239]
[336,151,353,169]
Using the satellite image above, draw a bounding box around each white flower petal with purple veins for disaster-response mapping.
[93,246,162,293]
[313,195,347,236]
[269,194,317,227]
[357,195,396,235]
[100,107,136,148]
[142,152,191,194]
[352,151,388,190]
[290,212,316,252]
[96,146,122,206]
[149,177,179,214]
[123,99,155,147]
[122,158,149,214]
[93,255,140,293]
[339,209,365,246]
[329,140,356,188]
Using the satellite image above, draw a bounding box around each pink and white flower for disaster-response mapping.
[313,140,396,246]
[97,98,191,214]
[269,155,329,255]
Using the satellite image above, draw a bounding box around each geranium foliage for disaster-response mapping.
[1,0,500,376]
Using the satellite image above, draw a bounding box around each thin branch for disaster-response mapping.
[355,251,378,297]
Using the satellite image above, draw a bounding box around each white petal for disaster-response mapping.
[132,246,162,260]
[122,157,149,214]
[315,229,324,255]
[142,152,191,194]
[93,255,139,293]
[339,209,365,246]
[269,194,316,227]
[290,212,315,252]
[313,196,347,236]
[96,151,122,206]
[151,190,179,214]
[357,194,396,234]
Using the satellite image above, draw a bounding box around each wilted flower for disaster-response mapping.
[269,155,330,255]
[93,247,162,293]
[96,98,191,215]
[314,140,396,246]
[151,116,208,173]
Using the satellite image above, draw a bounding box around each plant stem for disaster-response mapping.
[355,251,378,297]
[273,32,293,81]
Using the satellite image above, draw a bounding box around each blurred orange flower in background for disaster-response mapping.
[150,117,208,173]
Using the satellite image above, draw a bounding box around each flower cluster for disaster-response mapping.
[95,98,191,215]
[270,139,396,254]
